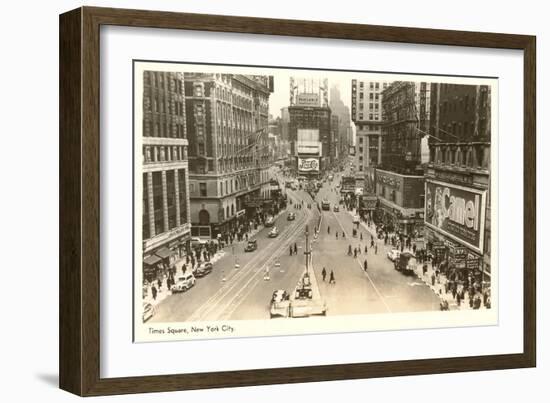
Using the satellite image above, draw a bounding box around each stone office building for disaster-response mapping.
[141,70,191,280]
[184,73,273,238]
[351,80,390,173]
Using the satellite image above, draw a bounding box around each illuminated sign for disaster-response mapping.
[425,180,486,253]
[298,158,319,172]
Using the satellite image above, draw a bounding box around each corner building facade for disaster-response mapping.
[141,71,191,280]
[425,83,492,286]
[184,73,273,237]
[373,81,430,234]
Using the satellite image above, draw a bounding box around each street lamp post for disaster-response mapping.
[304,225,311,274]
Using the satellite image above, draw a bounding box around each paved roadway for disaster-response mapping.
[151,169,440,323]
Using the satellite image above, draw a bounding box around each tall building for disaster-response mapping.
[372,81,431,235]
[141,70,191,280]
[280,107,290,142]
[288,105,332,176]
[425,83,491,286]
[288,77,332,175]
[330,114,339,160]
[184,73,273,238]
[381,81,430,174]
[351,80,390,173]
[329,84,352,161]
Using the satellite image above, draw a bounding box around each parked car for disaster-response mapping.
[352,215,360,224]
[387,249,401,262]
[142,302,155,323]
[190,237,208,248]
[171,273,196,293]
[194,262,213,278]
[245,239,258,252]
[265,216,275,227]
[287,212,296,221]
[268,227,279,238]
[333,205,340,212]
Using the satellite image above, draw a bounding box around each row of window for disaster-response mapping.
[358,93,381,101]
[143,120,185,139]
[358,113,380,121]
[431,143,490,170]
[144,72,184,95]
[142,169,188,240]
[143,145,186,164]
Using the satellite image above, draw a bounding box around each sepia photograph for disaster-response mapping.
[133,61,497,342]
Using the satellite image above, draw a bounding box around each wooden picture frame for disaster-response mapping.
[59,6,536,396]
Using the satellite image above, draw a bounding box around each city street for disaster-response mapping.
[150,170,441,323]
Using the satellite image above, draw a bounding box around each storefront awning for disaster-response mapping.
[143,254,161,266]
[154,247,171,260]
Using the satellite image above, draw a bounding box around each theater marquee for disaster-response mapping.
[425,180,487,253]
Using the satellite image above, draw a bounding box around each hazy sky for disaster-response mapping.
[267,71,353,119]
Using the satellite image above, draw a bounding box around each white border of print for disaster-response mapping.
[132,61,497,343]
[101,25,521,379]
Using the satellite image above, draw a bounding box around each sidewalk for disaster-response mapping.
[347,210,488,312]
[143,248,227,308]
[143,209,286,308]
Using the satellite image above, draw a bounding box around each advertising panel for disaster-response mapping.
[297,157,320,172]
[425,180,486,253]
[297,128,319,142]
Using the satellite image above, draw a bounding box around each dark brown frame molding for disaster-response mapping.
[59,6,536,396]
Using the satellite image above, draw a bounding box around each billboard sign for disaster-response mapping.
[298,157,320,172]
[425,180,486,253]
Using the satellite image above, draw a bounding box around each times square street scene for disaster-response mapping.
[140,72,492,324]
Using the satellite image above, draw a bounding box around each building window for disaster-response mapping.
[166,170,177,230]
[199,182,207,197]
[152,172,164,235]
[142,174,150,240]
[178,169,188,224]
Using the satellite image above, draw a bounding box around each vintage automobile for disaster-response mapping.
[287,212,296,221]
[190,236,208,248]
[394,251,417,275]
[269,289,291,318]
[268,226,279,238]
[333,205,340,212]
[194,262,213,278]
[170,273,196,293]
[244,239,258,252]
[265,216,275,227]
[387,249,401,262]
[321,199,330,211]
[142,302,155,323]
